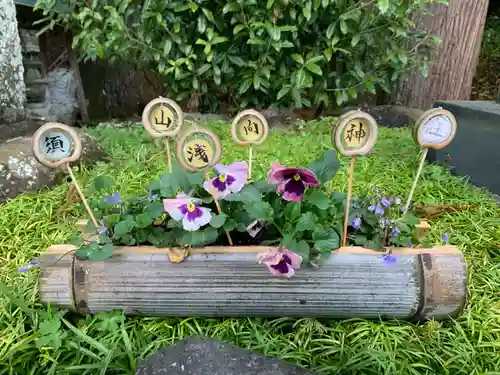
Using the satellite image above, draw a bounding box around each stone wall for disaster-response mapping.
[0,0,26,122]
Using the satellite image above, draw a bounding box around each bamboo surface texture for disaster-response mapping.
[39,244,467,321]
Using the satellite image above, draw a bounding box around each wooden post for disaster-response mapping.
[39,242,467,320]
[64,31,89,122]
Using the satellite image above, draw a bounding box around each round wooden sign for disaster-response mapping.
[176,127,222,172]
[32,122,82,168]
[231,109,269,146]
[142,97,184,138]
[332,110,378,156]
[412,108,457,150]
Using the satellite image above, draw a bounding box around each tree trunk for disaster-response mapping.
[394,0,489,109]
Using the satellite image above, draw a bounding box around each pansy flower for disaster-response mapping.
[267,163,320,202]
[203,161,248,199]
[163,194,212,231]
[257,248,302,278]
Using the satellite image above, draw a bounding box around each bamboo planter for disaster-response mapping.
[38,219,466,321]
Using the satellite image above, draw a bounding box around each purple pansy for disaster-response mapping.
[203,161,248,199]
[368,204,384,215]
[257,248,302,278]
[163,194,212,231]
[104,192,121,204]
[16,258,40,273]
[350,217,362,229]
[267,163,320,202]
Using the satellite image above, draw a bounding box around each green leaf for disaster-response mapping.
[377,0,390,13]
[113,217,135,238]
[202,7,214,22]
[252,181,277,194]
[313,227,340,251]
[92,175,115,191]
[308,150,341,183]
[351,34,360,47]
[233,24,245,34]
[88,244,114,261]
[402,214,420,226]
[305,63,322,75]
[135,213,152,229]
[224,185,261,203]
[244,200,274,221]
[223,218,238,232]
[340,19,348,34]
[306,190,330,209]
[291,53,304,64]
[210,213,227,228]
[178,227,219,247]
[295,212,318,232]
[284,203,301,221]
[353,234,368,245]
[277,86,290,100]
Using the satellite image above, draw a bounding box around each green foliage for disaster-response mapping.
[76,149,422,265]
[35,0,441,110]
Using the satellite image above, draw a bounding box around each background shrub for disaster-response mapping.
[35,0,443,111]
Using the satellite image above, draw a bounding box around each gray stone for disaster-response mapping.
[184,112,231,123]
[0,0,26,120]
[0,128,107,202]
[261,108,302,128]
[135,337,319,375]
[428,100,500,197]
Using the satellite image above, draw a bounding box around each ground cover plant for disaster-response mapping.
[1,119,499,374]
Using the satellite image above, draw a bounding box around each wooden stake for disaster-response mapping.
[342,156,356,247]
[204,172,234,246]
[65,164,99,229]
[165,137,172,173]
[248,145,253,181]
[403,148,428,213]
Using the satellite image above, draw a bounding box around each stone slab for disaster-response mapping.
[135,337,320,375]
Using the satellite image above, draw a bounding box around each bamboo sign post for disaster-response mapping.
[176,127,233,245]
[142,97,185,173]
[332,111,379,247]
[231,110,269,181]
[32,123,98,230]
[404,108,457,212]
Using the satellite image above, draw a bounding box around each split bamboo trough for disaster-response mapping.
[39,231,467,321]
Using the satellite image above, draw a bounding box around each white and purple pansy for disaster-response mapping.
[203,161,248,199]
[163,194,212,231]
[267,163,320,202]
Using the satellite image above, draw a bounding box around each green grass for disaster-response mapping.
[1,119,499,374]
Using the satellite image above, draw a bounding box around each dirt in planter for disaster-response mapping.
[213,227,279,247]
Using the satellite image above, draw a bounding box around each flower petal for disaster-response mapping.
[282,250,302,269]
[203,179,231,199]
[193,207,212,227]
[257,249,282,266]
[182,217,201,231]
[298,168,320,186]
[163,198,187,221]
[282,179,305,202]
[227,173,246,194]
[267,163,288,184]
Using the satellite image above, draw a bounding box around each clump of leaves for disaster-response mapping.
[76,150,423,265]
[34,0,440,110]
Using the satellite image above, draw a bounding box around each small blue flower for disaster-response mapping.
[350,217,361,229]
[368,204,384,215]
[380,197,391,208]
[391,227,401,237]
[391,197,401,205]
[402,206,408,214]
[382,253,397,265]
[148,191,159,202]
[441,232,449,244]
[104,192,121,204]
[99,221,108,235]
[16,258,40,273]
